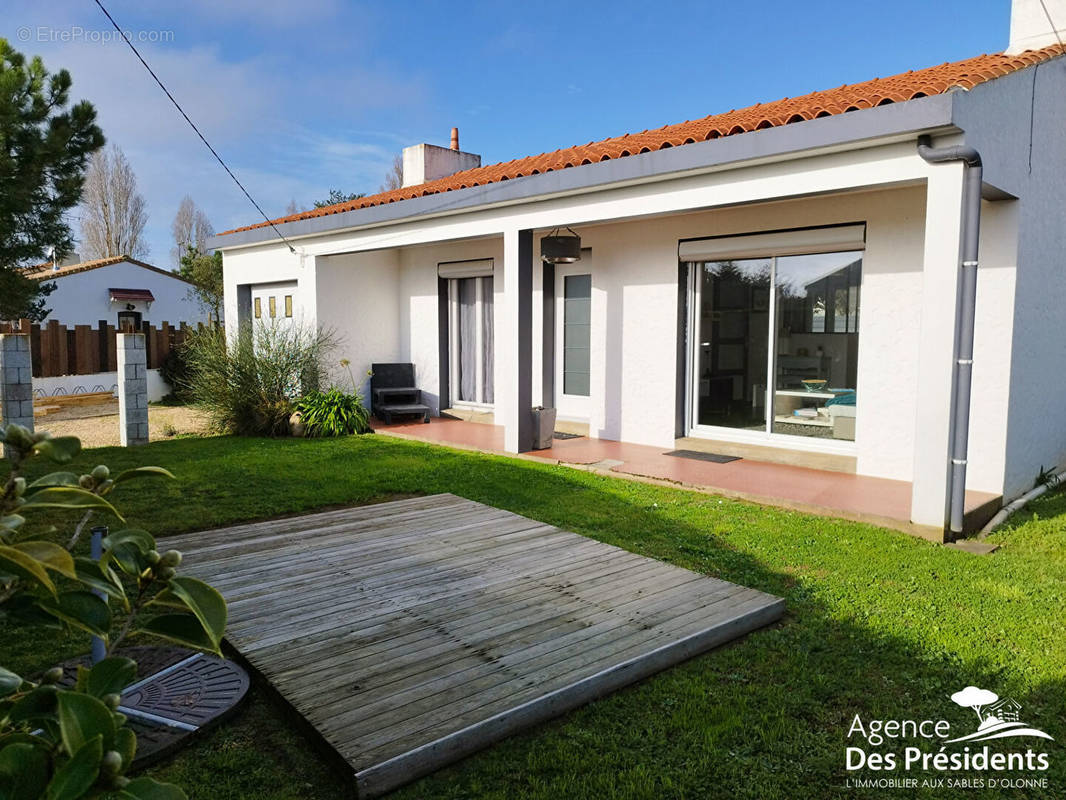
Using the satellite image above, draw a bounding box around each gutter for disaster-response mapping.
[916,134,982,539]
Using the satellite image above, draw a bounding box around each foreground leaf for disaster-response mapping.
[101,530,155,575]
[57,691,114,755]
[6,685,59,726]
[0,546,56,596]
[2,595,62,629]
[150,577,227,650]
[111,466,176,486]
[24,472,80,493]
[101,529,155,553]
[0,514,25,536]
[12,542,76,580]
[39,592,112,639]
[135,614,220,655]
[0,667,23,697]
[73,558,127,609]
[84,657,136,699]
[46,734,102,800]
[0,741,49,800]
[32,436,82,464]
[114,726,136,769]
[20,488,123,522]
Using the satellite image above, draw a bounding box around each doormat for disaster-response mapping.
[664,449,741,464]
[553,431,583,440]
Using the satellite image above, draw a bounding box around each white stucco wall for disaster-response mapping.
[289,186,1014,492]
[40,261,208,327]
[316,250,402,400]
[218,134,1032,502]
[954,58,1066,500]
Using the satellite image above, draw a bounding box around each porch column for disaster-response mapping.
[502,228,534,453]
[911,163,967,532]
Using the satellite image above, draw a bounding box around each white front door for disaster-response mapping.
[555,260,592,420]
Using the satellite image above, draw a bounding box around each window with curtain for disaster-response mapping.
[451,276,494,405]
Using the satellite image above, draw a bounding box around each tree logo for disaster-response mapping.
[945,686,1054,744]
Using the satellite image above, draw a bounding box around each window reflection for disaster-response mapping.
[692,250,861,442]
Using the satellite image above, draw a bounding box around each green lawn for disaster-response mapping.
[4,433,1064,799]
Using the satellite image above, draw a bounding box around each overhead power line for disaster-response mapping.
[1038,0,1065,48]
[91,0,296,253]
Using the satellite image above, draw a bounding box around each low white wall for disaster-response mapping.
[33,369,170,403]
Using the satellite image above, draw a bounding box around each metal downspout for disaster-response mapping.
[917,134,983,539]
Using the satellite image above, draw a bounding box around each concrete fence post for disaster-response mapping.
[117,333,149,446]
[1,334,34,458]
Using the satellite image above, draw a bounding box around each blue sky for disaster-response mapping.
[8,0,1009,266]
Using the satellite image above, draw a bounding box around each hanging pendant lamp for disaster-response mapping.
[540,227,581,263]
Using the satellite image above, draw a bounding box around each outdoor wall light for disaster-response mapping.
[540,227,582,263]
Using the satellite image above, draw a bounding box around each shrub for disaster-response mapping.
[159,345,193,402]
[0,423,228,799]
[296,388,371,437]
[184,322,335,436]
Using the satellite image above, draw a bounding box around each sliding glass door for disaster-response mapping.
[770,252,860,440]
[691,258,771,430]
[685,229,863,446]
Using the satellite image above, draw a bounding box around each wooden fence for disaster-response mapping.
[0,319,212,377]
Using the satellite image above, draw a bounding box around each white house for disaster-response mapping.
[24,255,210,328]
[210,1,1066,539]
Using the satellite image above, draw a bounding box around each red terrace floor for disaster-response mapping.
[372,417,1000,539]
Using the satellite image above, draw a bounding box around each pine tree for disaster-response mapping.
[0,38,104,320]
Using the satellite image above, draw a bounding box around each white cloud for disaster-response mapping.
[7,1,432,263]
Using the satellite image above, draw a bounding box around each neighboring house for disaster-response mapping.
[211,0,1066,537]
[23,255,209,329]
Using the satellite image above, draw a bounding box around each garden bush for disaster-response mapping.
[0,423,228,799]
[159,346,193,403]
[184,322,335,436]
[296,388,371,437]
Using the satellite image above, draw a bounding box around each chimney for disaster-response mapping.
[50,250,80,270]
[402,127,481,188]
[1006,0,1066,54]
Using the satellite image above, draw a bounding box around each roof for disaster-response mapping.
[23,255,194,285]
[108,288,156,302]
[221,44,1065,238]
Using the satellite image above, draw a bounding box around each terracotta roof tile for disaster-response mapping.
[221,45,1065,237]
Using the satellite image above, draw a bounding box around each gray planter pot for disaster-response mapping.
[531,406,557,450]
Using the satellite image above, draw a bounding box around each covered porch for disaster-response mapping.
[229,132,1018,538]
[372,416,1001,539]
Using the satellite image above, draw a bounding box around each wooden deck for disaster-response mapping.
[171,494,784,797]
